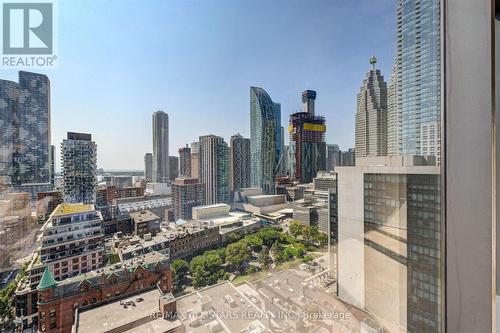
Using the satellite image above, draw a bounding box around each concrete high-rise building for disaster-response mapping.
[250,86,280,194]
[190,142,200,179]
[278,127,286,176]
[13,203,105,327]
[172,177,205,220]
[61,132,97,204]
[289,90,326,183]
[355,57,388,159]
[50,145,55,186]
[341,148,355,166]
[326,144,341,171]
[179,145,191,177]
[387,61,402,156]
[152,111,169,183]
[332,156,441,332]
[282,145,290,176]
[144,153,153,181]
[0,71,51,191]
[169,156,179,181]
[38,203,105,279]
[389,0,441,162]
[199,135,229,204]
[229,134,251,192]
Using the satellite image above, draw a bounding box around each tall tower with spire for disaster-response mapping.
[355,57,388,159]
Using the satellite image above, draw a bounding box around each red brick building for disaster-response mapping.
[36,251,172,333]
[96,185,145,206]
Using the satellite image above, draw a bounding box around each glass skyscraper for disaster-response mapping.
[229,133,251,192]
[250,86,281,194]
[391,0,441,161]
[0,79,19,189]
[0,71,51,192]
[16,71,51,185]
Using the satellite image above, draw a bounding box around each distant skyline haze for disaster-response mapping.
[2,0,396,170]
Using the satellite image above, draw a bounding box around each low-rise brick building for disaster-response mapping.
[166,220,220,260]
[130,210,161,236]
[36,251,172,333]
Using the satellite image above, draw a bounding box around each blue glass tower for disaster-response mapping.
[398,0,441,161]
[250,87,280,194]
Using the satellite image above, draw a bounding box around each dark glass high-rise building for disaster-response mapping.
[0,71,51,191]
[16,71,51,185]
[144,153,153,181]
[178,145,191,177]
[169,156,179,181]
[0,79,19,189]
[229,133,250,192]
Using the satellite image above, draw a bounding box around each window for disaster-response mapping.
[0,1,496,332]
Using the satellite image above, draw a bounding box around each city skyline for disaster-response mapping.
[0,0,396,170]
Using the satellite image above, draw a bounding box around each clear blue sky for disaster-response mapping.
[3,0,396,170]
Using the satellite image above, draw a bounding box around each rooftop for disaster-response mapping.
[129,210,160,223]
[192,203,229,210]
[76,288,182,333]
[176,281,271,333]
[117,196,171,213]
[56,251,169,291]
[248,195,283,199]
[51,203,94,217]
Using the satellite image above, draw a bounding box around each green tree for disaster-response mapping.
[225,241,251,271]
[289,221,304,238]
[303,255,313,263]
[190,253,223,288]
[0,266,27,329]
[315,231,328,245]
[284,246,297,259]
[171,259,189,291]
[257,227,282,247]
[205,248,226,261]
[295,243,306,258]
[243,234,263,252]
[270,240,283,264]
[226,232,242,244]
[258,247,272,269]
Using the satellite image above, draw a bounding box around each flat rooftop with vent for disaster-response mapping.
[175,280,271,333]
[74,288,182,333]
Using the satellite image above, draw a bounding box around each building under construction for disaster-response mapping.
[289,90,326,183]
